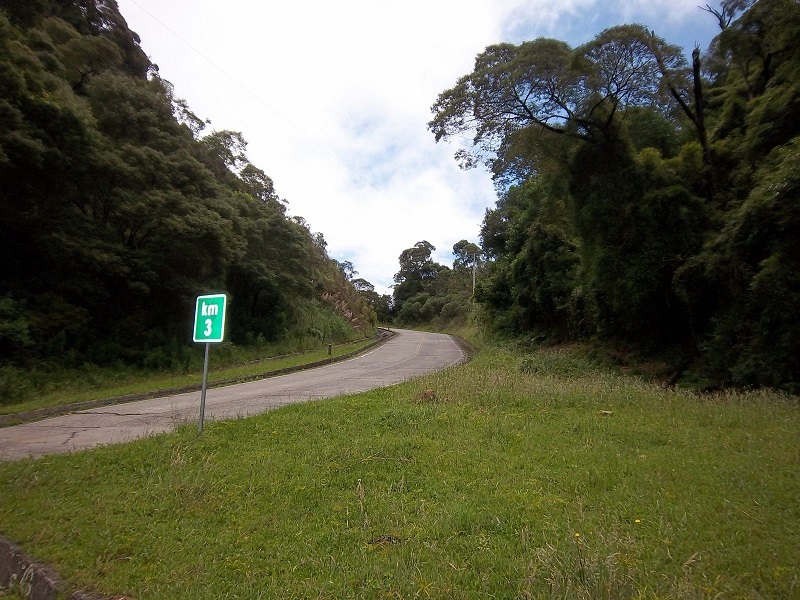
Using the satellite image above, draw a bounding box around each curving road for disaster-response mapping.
[0,329,465,461]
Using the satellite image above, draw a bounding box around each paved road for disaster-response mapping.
[0,329,465,461]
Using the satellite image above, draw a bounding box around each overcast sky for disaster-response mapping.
[115,0,721,295]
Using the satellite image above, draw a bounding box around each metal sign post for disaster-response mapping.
[193,294,227,433]
[198,342,210,433]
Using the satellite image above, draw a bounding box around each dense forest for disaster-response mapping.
[0,0,375,376]
[391,0,798,392]
[1,0,797,394]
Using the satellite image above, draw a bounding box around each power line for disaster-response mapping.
[124,0,382,193]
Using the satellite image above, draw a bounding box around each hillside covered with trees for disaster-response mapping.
[2,0,797,395]
[0,0,374,377]
[398,0,798,391]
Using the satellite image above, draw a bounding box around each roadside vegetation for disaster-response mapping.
[3,0,798,401]
[1,0,798,597]
[0,1,381,405]
[0,340,797,598]
[395,0,800,393]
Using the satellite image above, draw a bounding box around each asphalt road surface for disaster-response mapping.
[0,329,466,461]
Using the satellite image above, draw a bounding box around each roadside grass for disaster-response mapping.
[0,345,798,598]
[0,337,378,416]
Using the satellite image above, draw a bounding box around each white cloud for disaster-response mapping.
[117,0,720,296]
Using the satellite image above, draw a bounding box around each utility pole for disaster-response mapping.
[472,254,478,297]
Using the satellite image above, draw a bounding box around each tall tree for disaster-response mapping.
[392,241,440,310]
[429,26,688,182]
[452,240,482,271]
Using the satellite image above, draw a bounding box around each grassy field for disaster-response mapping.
[0,337,378,417]
[0,343,798,599]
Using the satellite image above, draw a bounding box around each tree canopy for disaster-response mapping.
[0,0,373,370]
[427,0,800,391]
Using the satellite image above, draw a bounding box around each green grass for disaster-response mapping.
[0,586,25,599]
[0,338,377,416]
[0,345,798,598]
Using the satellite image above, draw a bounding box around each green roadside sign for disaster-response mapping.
[193,293,227,434]
[193,294,227,343]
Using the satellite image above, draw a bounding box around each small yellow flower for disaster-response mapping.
[574,532,580,538]
[635,519,641,524]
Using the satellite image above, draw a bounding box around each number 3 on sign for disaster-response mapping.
[204,319,213,336]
